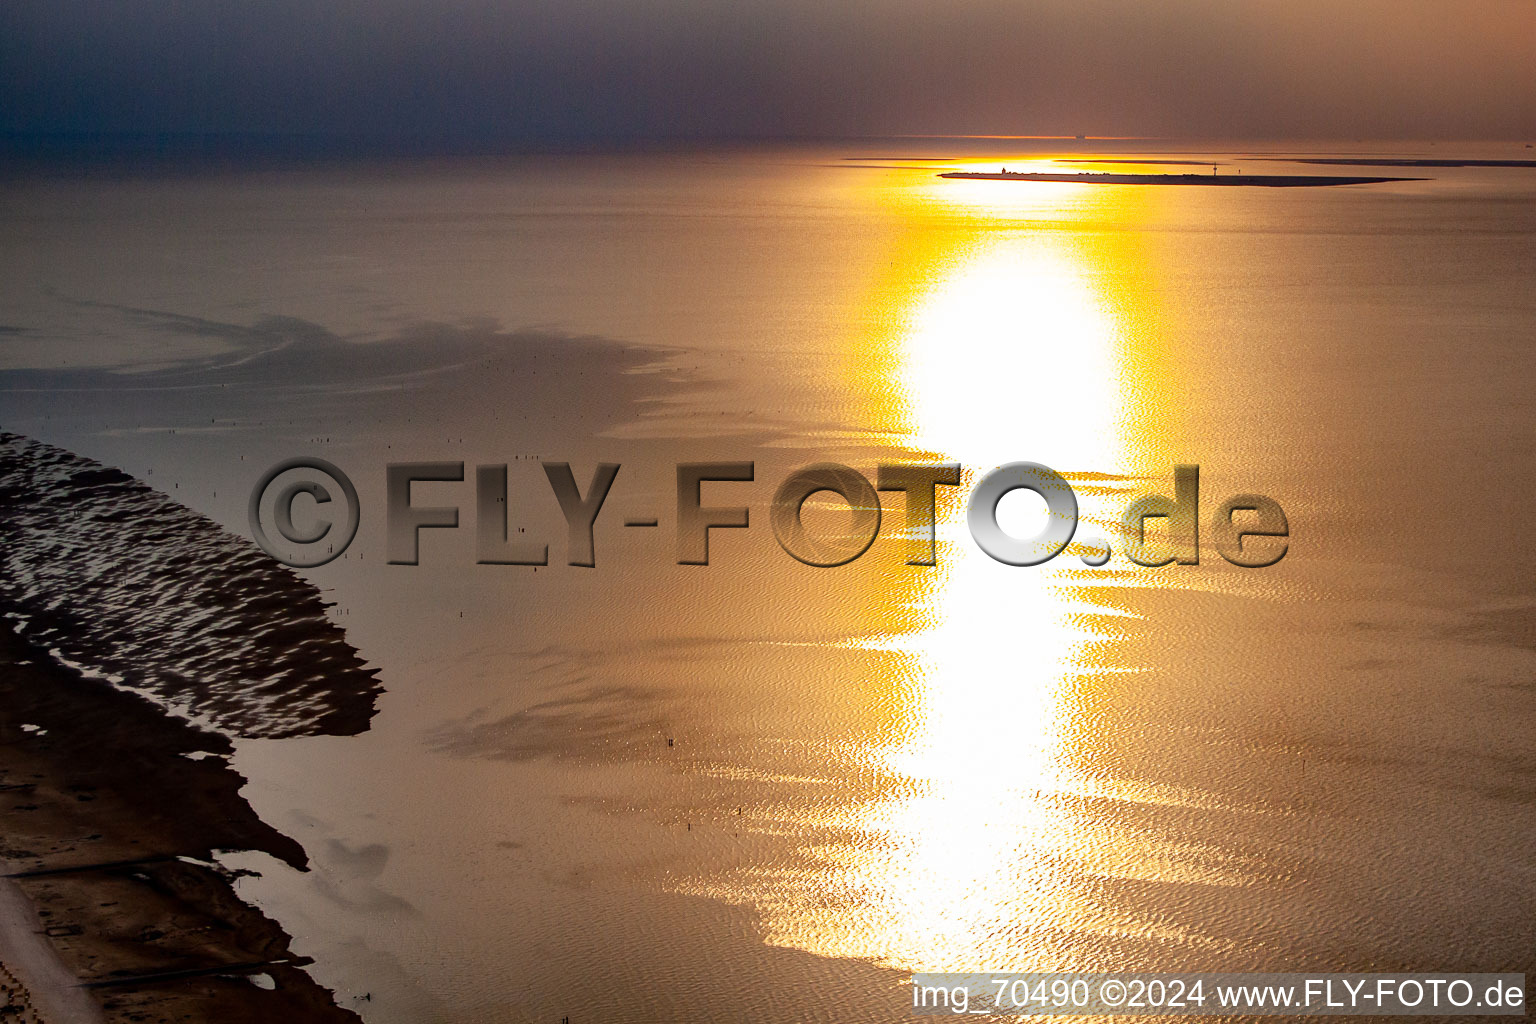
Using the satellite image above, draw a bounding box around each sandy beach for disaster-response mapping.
[1,875,100,1023]
[0,621,360,1022]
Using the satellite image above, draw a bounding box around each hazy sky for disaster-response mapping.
[3,0,1533,143]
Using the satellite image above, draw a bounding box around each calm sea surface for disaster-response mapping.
[2,142,1534,1021]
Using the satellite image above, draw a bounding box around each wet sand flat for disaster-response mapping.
[1,144,1533,1022]
[0,622,360,1023]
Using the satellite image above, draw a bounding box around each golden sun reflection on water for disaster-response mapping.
[899,235,1119,471]
[738,172,1217,972]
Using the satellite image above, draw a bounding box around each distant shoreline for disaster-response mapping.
[940,171,1423,187]
[1278,157,1536,168]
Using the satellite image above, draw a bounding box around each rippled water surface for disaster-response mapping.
[2,142,1534,1022]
